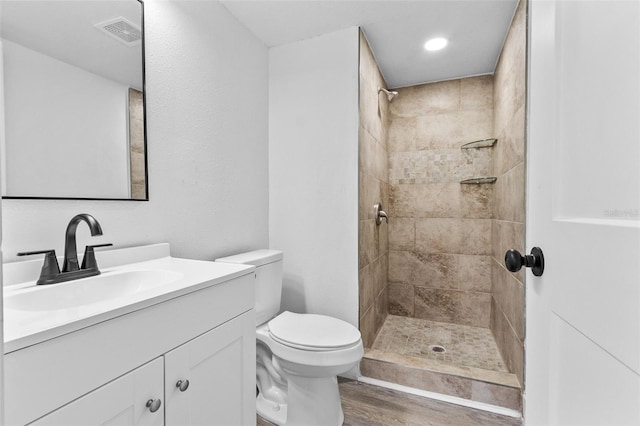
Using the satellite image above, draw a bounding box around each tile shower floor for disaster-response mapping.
[371,315,508,372]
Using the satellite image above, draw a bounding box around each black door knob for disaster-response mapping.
[504,247,545,276]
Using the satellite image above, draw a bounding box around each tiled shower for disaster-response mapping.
[358,0,526,412]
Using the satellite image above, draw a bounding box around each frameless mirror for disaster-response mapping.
[1,0,147,200]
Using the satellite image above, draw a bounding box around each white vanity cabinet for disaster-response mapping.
[30,358,165,426]
[4,265,256,426]
[164,312,255,426]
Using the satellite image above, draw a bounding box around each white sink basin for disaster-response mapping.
[5,269,183,311]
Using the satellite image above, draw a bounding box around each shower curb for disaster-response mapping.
[360,355,522,412]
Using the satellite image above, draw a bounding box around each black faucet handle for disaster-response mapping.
[81,244,113,270]
[17,250,61,283]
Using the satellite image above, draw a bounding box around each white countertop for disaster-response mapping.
[3,244,255,353]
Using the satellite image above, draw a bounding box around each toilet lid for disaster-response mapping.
[268,311,361,350]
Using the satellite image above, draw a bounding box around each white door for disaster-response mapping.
[164,311,256,426]
[30,357,164,426]
[526,1,640,425]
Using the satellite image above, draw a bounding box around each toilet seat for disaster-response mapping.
[268,311,361,351]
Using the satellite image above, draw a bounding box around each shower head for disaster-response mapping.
[378,87,399,102]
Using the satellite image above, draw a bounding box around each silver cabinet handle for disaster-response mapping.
[146,398,162,413]
[176,379,190,392]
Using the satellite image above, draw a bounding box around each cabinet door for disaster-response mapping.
[30,357,164,426]
[164,310,256,426]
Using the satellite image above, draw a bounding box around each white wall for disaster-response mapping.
[2,40,130,199]
[268,27,360,326]
[1,1,269,263]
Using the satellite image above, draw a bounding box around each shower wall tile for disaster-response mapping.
[491,260,524,340]
[389,251,492,292]
[415,109,493,150]
[388,117,418,152]
[492,219,525,283]
[460,75,494,111]
[390,80,460,118]
[360,304,377,348]
[458,255,493,292]
[359,219,377,268]
[360,128,389,183]
[493,163,525,223]
[389,218,415,251]
[359,30,390,346]
[389,148,492,184]
[387,75,494,329]
[494,104,525,177]
[390,183,493,219]
[389,283,415,316]
[359,172,382,221]
[415,218,491,255]
[491,297,524,386]
[414,288,491,327]
[491,0,526,384]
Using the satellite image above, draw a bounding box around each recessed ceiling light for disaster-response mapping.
[424,37,448,52]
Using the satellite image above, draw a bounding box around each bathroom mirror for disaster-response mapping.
[1,0,147,200]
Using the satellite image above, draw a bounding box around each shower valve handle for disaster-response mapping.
[504,248,545,277]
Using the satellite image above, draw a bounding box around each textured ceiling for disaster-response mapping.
[221,0,519,88]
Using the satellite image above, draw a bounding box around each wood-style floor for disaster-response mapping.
[258,379,523,426]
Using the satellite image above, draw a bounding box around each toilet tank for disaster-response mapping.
[215,249,283,326]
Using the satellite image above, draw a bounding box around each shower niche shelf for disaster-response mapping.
[460,138,497,149]
[460,177,497,185]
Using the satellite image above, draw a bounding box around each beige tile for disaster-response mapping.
[360,357,473,400]
[388,117,418,152]
[374,288,388,335]
[493,163,525,223]
[359,263,375,314]
[458,255,493,292]
[415,109,493,150]
[364,347,520,388]
[130,151,146,185]
[360,304,377,348]
[460,183,494,219]
[388,283,414,316]
[460,75,494,112]
[128,88,144,121]
[359,220,378,268]
[389,218,415,251]
[494,105,525,176]
[491,298,524,386]
[415,218,491,255]
[360,80,383,143]
[491,219,525,284]
[491,260,524,340]
[359,172,382,221]
[414,288,491,327]
[389,250,480,291]
[471,381,522,412]
[391,80,460,118]
[371,256,386,298]
[390,183,461,218]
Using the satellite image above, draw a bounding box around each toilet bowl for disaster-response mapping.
[215,250,363,426]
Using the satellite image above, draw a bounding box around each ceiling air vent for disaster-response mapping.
[94,17,141,46]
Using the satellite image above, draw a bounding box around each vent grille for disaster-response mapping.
[95,17,141,46]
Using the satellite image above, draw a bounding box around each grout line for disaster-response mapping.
[357,376,523,418]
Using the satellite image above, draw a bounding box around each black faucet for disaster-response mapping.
[18,213,112,285]
[62,213,103,272]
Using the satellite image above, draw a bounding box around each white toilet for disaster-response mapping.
[216,250,363,426]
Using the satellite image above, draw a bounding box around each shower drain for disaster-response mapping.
[429,344,446,353]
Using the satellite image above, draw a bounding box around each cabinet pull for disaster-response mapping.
[146,398,162,413]
[176,379,190,392]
